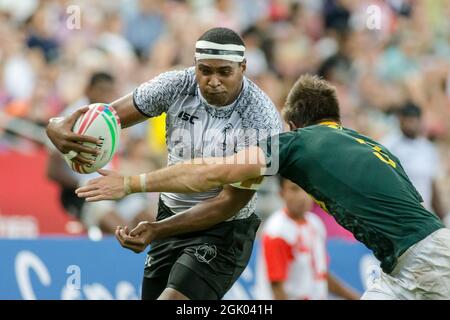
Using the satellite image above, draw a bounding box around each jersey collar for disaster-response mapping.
[318,121,342,129]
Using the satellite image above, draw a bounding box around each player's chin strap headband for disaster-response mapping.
[195,40,245,62]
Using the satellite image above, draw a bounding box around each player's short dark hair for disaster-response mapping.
[283,74,340,127]
[88,72,115,88]
[198,27,245,47]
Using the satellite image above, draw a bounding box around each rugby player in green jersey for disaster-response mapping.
[77,75,450,300]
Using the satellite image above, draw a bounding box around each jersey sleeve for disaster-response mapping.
[262,234,294,282]
[133,68,192,117]
[261,131,297,176]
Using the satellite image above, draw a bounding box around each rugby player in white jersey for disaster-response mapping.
[46,27,282,300]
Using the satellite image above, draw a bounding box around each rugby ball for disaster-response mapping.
[65,103,121,174]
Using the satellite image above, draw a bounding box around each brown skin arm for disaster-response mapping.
[75,146,266,201]
[140,146,266,193]
[327,273,360,300]
[431,180,447,220]
[270,282,288,300]
[152,186,255,238]
[115,186,255,253]
[109,93,149,128]
[46,93,147,165]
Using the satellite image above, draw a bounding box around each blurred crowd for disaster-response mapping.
[0,0,449,226]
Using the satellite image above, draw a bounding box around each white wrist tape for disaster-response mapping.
[124,176,132,195]
[139,173,147,192]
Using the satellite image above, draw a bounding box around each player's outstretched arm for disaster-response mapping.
[75,146,266,201]
[46,93,147,165]
[135,145,266,193]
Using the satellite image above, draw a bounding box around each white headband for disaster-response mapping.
[195,40,245,62]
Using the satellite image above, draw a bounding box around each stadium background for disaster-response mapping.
[0,0,449,299]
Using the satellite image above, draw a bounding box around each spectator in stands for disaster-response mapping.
[383,102,448,221]
[124,0,166,58]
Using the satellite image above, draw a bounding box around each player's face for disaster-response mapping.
[195,59,246,106]
[86,80,117,104]
[399,116,421,139]
[280,180,313,217]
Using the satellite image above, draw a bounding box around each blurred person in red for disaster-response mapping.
[255,178,359,300]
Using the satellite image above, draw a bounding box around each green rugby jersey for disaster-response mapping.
[265,122,444,274]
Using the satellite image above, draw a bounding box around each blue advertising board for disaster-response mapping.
[0,237,378,299]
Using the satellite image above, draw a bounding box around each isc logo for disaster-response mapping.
[178,111,198,124]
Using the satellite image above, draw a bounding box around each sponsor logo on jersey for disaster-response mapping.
[178,111,199,124]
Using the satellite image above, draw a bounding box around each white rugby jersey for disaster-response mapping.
[255,209,329,300]
[133,67,282,220]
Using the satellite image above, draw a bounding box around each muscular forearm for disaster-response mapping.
[113,186,255,254]
[109,93,148,128]
[75,148,266,202]
[127,147,266,194]
[127,164,232,193]
[151,187,255,239]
